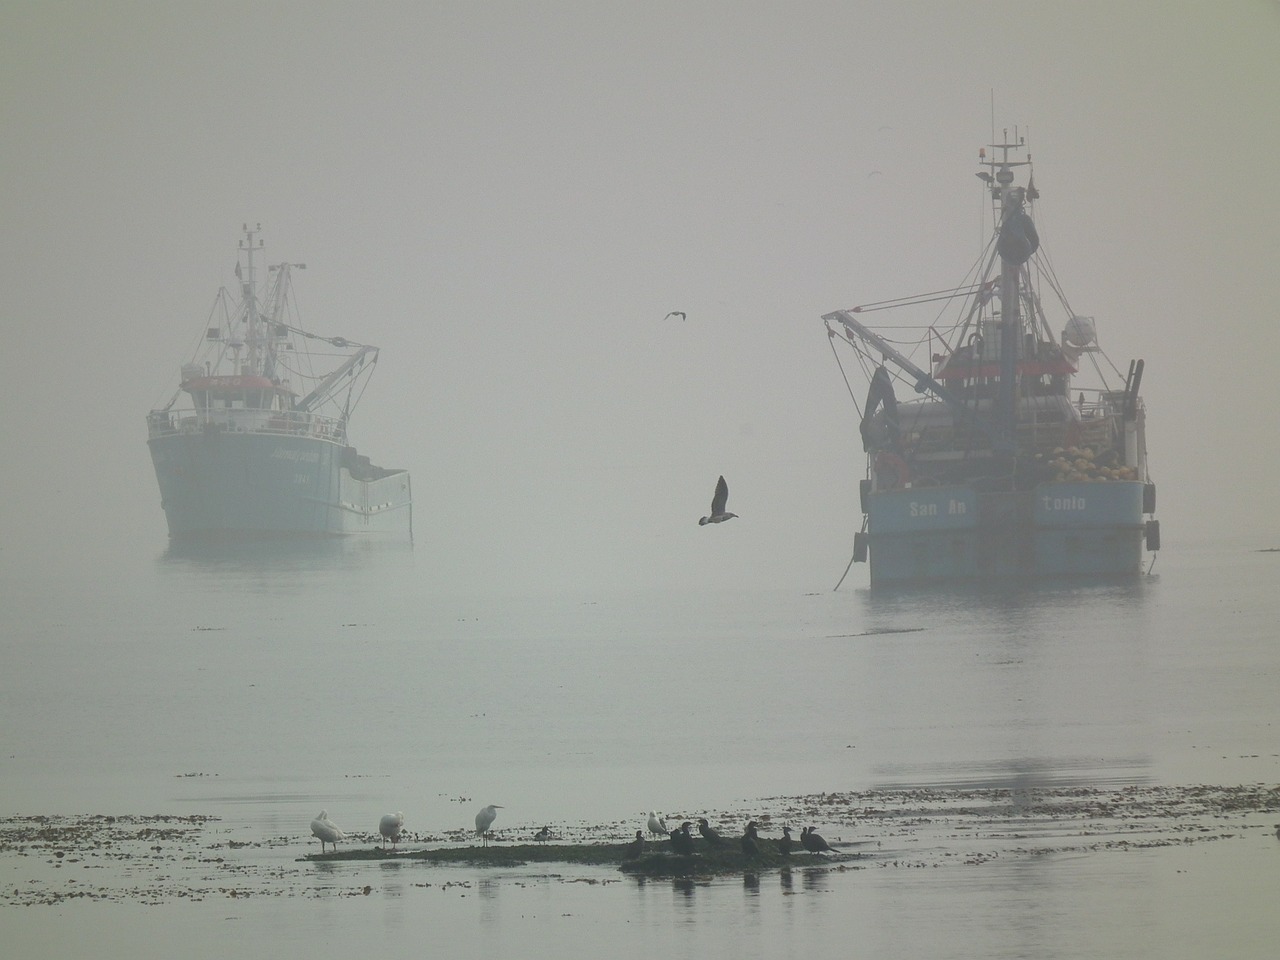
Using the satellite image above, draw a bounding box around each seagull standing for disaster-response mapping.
[698,475,738,526]
[311,810,346,854]
[379,811,404,851]
[623,830,645,861]
[647,811,668,838]
[475,804,503,846]
[663,311,686,321]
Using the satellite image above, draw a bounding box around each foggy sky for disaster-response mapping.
[2,1,1278,597]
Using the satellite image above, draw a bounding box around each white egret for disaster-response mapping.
[475,804,502,846]
[698,475,738,525]
[310,810,346,853]
[646,811,668,838]
[379,811,404,850]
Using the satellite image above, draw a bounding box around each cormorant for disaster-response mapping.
[801,825,833,853]
[697,818,724,845]
[670,822,696,855]
[623,830,645,861]
[740,820,760,857]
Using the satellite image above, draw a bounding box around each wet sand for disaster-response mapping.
[5,783,1276,907]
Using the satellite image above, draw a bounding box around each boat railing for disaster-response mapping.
[147,408,348,445]
[905,410,1118,461]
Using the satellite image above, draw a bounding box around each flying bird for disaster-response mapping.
[475,804,503,846]
[697,818,724,845]
[801,826,833,853]
[378,811,404,850]
[740,820,760,857]
[647,811,668,838]
[310,810,346,854]
[663,311,686,321]
[623,830,644,861]
[533,825,551,842]
[698,475,738,526]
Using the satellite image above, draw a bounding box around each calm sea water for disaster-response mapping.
[2,537,1278,958]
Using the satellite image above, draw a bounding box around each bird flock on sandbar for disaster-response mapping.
[310,803,843,864]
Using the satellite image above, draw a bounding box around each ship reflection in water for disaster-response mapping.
[4,538,1274,958]
[160,533,414,569]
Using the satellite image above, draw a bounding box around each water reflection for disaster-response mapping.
[800,868,827,892]
[307,859,344,898]
[477,877,500,925]
[846,567,1158,795]
[859,574,1152,611]
[160,535,414,570]
[155,535,416,603]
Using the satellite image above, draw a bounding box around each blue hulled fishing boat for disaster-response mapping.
[147,226,412,539]
[825,132,1157,586]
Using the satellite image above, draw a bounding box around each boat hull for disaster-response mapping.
[865,481,1145,585]
[148,430,411,539]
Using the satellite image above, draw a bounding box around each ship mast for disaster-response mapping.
[238,223,264,376]
[983,132,1036,448]
[827,132,1043,460]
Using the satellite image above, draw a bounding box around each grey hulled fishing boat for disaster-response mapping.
[825,132,1157,586]
[147,226,412,539]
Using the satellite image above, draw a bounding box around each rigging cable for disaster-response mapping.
[825,322,865,417]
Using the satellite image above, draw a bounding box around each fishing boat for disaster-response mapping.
[147,226,412,539]
[825,132,1157,586]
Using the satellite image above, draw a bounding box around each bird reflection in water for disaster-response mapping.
[801,867,826,892]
